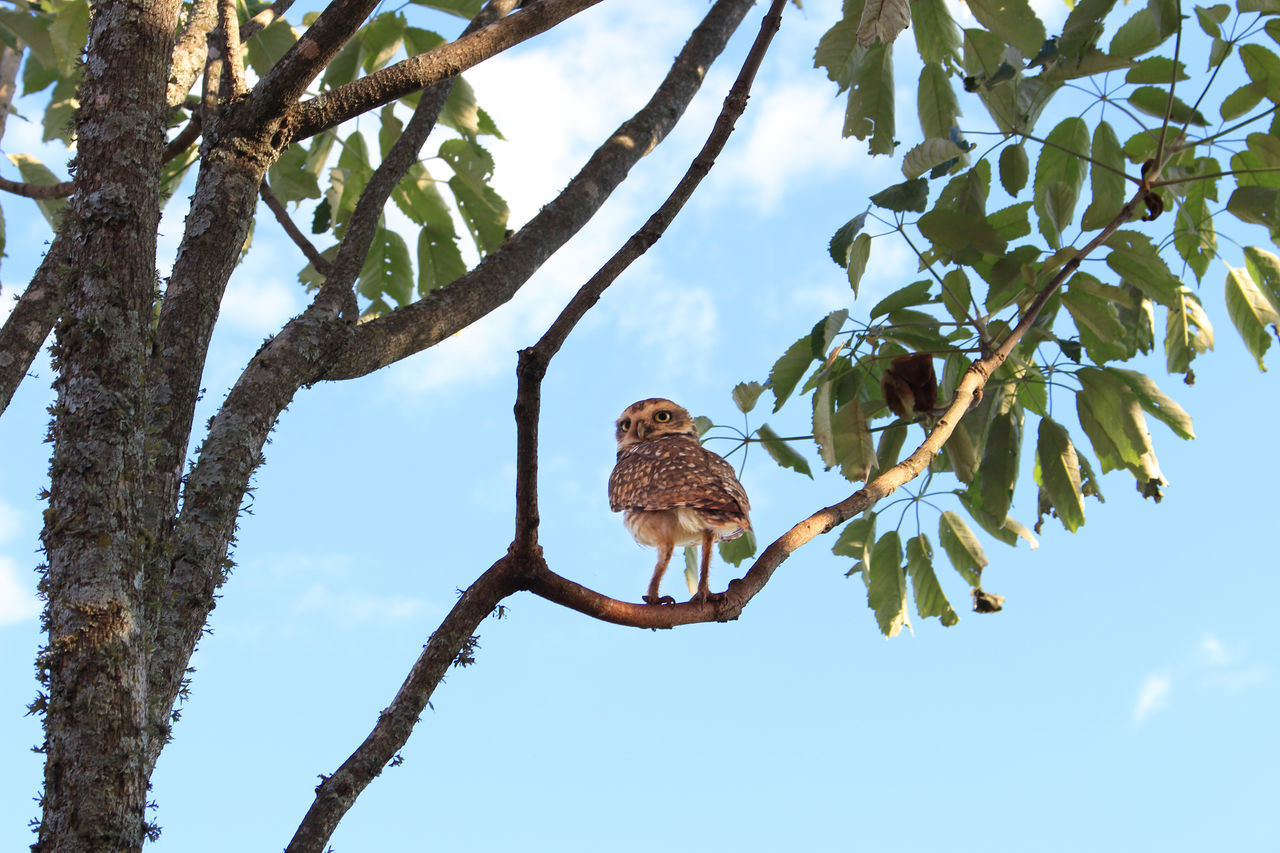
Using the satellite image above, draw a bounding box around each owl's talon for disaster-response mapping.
[643,594,676,606]
[690,590,725,605]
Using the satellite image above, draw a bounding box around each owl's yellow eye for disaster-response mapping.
[654,410,671,423]
[619,418,631,431]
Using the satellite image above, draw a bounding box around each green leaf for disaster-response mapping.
[245,17,298,76]
[965,0,1046,55]
[1034,417,1086,532]
[911,0,962,65]
[1240,43,1280,105]
[938,510,987,585]
[1125,56,1189,83]
[1081,121,1125,231]
[0,9,57,71]
[999,144,1029,196]
[1165,287,1215,374]
[871,178,929,211]
[1225,266,1280,369]
[941,269,973,323]
[393,162,455,231]
[1075,367,1162,486]
[1220,80,1268,121]
[958,491,1038,549]
[268,143,322,205]
[906,535,959,626]
[829,212,867,265]
[870,279,932,319]
[1227,186,1280,235]
[1062,285,1130,363]
[1194,4,1229,39]
[719,528,756,567]
[358,227,414,313]
[875,420,908,470]
[848,232,872,296]
[815,0,865,90]
[733,381,766,414]
[768,334,814,411]
[834,515,876,570]
[1105,231,1181,307]
[440,76,489,139]
[813,381,837,469]
[1126,86,1209,125]
[868,531,909,636]
[361,12,405,72]
[903,138,966,179]
[404,26,446,56]
[1173,178,1216,282]
[1111,368,1195,439]
[409,0,484,18]
[417,227,466,295]
[918,208,1008,256]
[1243,246,1280,316]
[843,43,896,154]
[440,139,509,255]
[1108,8,1170,58]
[918,62,961,140]
[1034,117,1089,248]
[757,423,813,478]
[969,390,1022,520]
[833,399,875,481]
[6,153,66,228]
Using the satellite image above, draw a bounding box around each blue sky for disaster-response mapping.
[2,1,1278,849]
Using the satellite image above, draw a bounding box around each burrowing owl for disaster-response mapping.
[608,398,751,605]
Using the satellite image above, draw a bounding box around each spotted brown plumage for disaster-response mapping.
[608,398,750,605]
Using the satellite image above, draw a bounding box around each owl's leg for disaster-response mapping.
[643,541,676,605]
[691,530,724,604]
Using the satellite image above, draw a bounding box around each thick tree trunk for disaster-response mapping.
[37,0,181,850]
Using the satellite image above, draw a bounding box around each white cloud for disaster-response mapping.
[1132,670,1172,725]
[293,583,431,627]
[616,282,719,380]
[218,275,302,337]
[0,555,41,627]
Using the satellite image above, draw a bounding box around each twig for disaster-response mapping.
[0,173,73,200]
[260,183,331,274]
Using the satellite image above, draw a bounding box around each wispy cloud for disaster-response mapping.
[1132,670,1172,724]
[1131,632,1269,725]
[0,499,40,628]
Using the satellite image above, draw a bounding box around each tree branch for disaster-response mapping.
[260,182,331,274]
[529,184,1156,630]
[513,0,787,563]
[284,554,524,853]
[321,0,758,380]
[168,0,218,107]
[285,0,605,143]
[0,173,73,200]
[0,232,70,414]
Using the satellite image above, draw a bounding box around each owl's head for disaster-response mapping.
[615,398,697,452]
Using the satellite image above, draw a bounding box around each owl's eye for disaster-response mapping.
[619,418,631,431]
[654,410,671,423]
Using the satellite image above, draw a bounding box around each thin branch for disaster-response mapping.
[168,0,218,107]
[513,0,787,563]
[285,0,605,142]
[0,232,70,414]
[321,0,758,380]
[162,113,203,163]
[526,183,1157,629]
[240,0,295,42]
[260,183,331,274]
[0,173,73,200]
[218,0,248,98]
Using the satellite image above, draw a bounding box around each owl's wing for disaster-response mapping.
[609,437,750,520]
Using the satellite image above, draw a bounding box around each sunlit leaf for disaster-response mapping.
[1127,85,1209,125]
[768,334,815,411]
[1111,368,1195,439]
[968,389,1022,520]
[912,0,962,65]
[719,528,756,566]
[440,138,509,255]
[870,279,932,319]
[918,62,961,140]
[903,138,966,179]
[358,227,414,313]
[1225,265,1280,369]
[868,531,909,636]
[1034,417,1086,532]
[938,510,987,585]
[417,227,465,295]
[733,381,766,414]
[857,0,911,47]
[848,232,872,295]
[1165,286,1215,374]
[1105,231,1181,307]
[1034,117,1089,248]
[1243,246,1280,315]
[906,535,959,626]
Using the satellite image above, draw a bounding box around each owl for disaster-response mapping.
[608,398,751,605]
